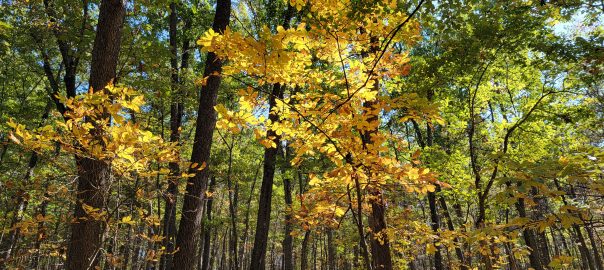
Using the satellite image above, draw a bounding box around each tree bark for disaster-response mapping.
[225,138,239,270]
[200,177,215,270]
[160,3,191,269]
[249,5,294,268]
[283,177,294,270]
[171,0,230,268]
[240,162,261,269]
[554,179,597,270]
[250,83,284,270]
[515,195,546,270]
[327,229,336,270]
[361,45,393,270]
[301,230,311,270]
[65,1,125,269]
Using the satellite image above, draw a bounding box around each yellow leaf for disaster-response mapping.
[259,138,276,148]
[121,215,135,225]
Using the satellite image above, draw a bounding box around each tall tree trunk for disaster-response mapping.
[31,188,50,269]
[515,195,546,270]
[226,141,239,270]
[250,83,284,270]
[249,5,294,268]
[531,187,551,267]
[240,162,261,269]
[427,191,444,270]
[66,1,125,269]
[586,224,604,270]
[301,230,311,270]
[171,0,230,268]
[362,36,393,269]
[438,195,467,269]
[326,229,336,270]
[554,179,597,270]
[200,177,215,270]
[0,193,27,268]
[574,225,597,270]
[160,3,191,269]
[283,177,294,270]
[423,91,445,270]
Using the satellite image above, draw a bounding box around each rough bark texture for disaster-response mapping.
[160,3,191,269]
[428,191,444,270]
[362,77,393,270]
[249,5,295,268]
[250,83,284,270]
[171,1,230,268]
[516,196,546,270]
[301,230,311,270]
[65,1,125,269]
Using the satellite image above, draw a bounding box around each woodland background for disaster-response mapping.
[0,0,603,270]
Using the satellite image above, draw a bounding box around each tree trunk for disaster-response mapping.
[586,224,604,270]
[427,191,444,270]
[66,1,125,269]
[574,225,597,270]
[31,189,50,269]
[200,177,215,270]
[160,2,190,269]
[250,83,284,270]
[301,230,311,270]
[0,101,51,268]
[171,0,230,268]
[283,177,294,270]
[439,195,467,269]
[326,229,336,270]
[363,91,392,270]
[554,179,597,270]
[249,5,295,268]
[240,162,261,269]
[515,196,546,270]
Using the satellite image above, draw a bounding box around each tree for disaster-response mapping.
[66,0,125,268]
[171,0,231,269]
[1,0,603,269]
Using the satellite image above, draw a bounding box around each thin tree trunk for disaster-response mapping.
[515,195,546,270]
[586,224,604,270]
[171,0,230,268]
[250,83,284,270]
[249,5,295,268]
[227,145,239,270]
[66,1,125,269]
[301,230,311,270]
[554,178,597,270]
[0,101,52,268]
[283,177,294,270]
[326,229,336,270]
[160,2,188,269]
[200,177,215,270]
[31,189,50,269]
[0,194,27,267]
[427,191,444,270]
[439,195,467,269]
[240,162,261,269]
[362,56,393,270]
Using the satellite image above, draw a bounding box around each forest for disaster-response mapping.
[0,0,603,269]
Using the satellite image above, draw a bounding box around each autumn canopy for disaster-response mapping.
[0,0,603,270]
